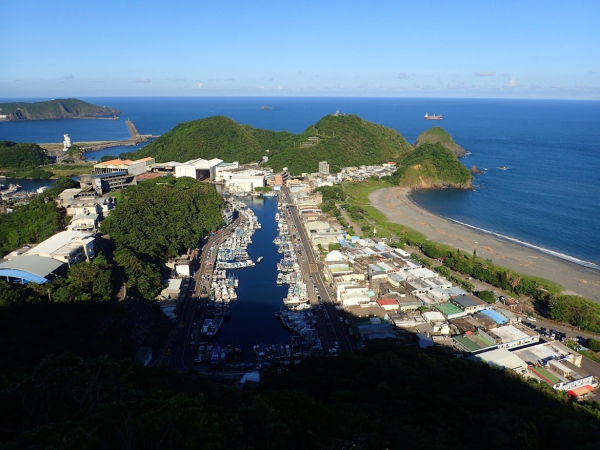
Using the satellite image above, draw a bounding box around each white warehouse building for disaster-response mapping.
[175,158,223,181]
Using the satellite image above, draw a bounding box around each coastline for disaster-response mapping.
[369,187,600,302]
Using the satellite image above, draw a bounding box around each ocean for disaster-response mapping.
[1,96,599,267]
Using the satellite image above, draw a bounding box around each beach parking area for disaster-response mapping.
[369,187,600,303]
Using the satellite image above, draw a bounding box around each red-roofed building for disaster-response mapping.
[93,157,155,176]
[376,297,400,311]
[136,172,165,182]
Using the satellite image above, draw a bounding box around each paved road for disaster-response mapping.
[155,222,237,371]
[281,187,353,354]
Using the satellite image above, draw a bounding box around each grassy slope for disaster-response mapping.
[415,126,466,157]
[394,143,471,188]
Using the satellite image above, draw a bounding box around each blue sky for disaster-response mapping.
[2,0,599,99]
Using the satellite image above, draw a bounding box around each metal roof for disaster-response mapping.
[0,255,64,283]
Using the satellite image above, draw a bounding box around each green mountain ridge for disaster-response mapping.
[0,98,121,121]
[126,114,413,174]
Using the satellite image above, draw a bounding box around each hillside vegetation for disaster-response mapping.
[389,143,472,189]
[415,126,466,157]
[126,114,413,174]
[0,98,120,121]
[0,178,78,255]
[2,344,600,449]
[124,116,296,165]
[0,141,51,169]
[100,177,225,299]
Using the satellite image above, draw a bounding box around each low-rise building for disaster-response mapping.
[450,294,489,313]
[24,230,95,266]
[453,324,539,354]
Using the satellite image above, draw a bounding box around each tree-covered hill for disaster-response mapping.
[126,114,413,175]
[124,116,297,164]
[0,98,121,121]
[266,114,413,174]
[100,177,225,299]
[389,143,472,189]
[0,141,51,169]
[415,126,467,157]
[2,343,600,449]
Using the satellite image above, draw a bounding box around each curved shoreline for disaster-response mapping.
[369,187,600,302]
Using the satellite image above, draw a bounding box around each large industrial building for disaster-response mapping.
[174,158,223,181]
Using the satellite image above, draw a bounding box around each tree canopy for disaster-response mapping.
[2,344,600,449]
[0,177,78,255]
[0,141,51,169]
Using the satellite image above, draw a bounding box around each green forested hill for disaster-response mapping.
[0,141,51,168]
[415,126,467,157]
[266,114,413,173]
[126,114,413,174]
[125,116,297,164]
[0,98,120,121]
[390,143,472,188]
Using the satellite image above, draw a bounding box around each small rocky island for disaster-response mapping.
[0,98,121,121]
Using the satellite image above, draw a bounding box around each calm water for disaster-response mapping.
[2,96,599,266]
[214,196,291,361]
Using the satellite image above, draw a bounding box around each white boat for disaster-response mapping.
[257,256,263,263]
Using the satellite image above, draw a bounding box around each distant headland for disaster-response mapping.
[0,98,121,122]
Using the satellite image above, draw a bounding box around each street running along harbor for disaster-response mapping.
[369,187,600,302]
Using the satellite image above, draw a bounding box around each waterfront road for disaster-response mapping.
[281,187,354,354]
[156,219,239,371]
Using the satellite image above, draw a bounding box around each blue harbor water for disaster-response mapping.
[214,196,291,362]
[1,97,599,267]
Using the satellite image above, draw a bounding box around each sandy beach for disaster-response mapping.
[369,187,600,302]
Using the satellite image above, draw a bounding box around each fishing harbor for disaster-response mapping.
[189,194,325,369]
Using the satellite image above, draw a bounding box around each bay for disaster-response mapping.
[1,96,598,266]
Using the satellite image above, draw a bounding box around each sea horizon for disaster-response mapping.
[2,96,599,267]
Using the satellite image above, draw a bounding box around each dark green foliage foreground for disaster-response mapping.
[125,114,413,174]
[2,344,600,449]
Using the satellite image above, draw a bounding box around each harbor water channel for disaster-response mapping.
[201,194,296,364]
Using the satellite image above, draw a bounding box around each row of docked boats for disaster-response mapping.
[259,197,323,360]
[195,342,243,364]
[197,200,263,357]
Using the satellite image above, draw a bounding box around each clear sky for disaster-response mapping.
[2,0,599,99]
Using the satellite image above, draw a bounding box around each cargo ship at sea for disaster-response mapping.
[424,113,442,120]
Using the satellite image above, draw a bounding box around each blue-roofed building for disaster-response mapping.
[480,309,509,325]
[0,255,65,284]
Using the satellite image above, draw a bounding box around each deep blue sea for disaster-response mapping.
[1,96,599,267]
